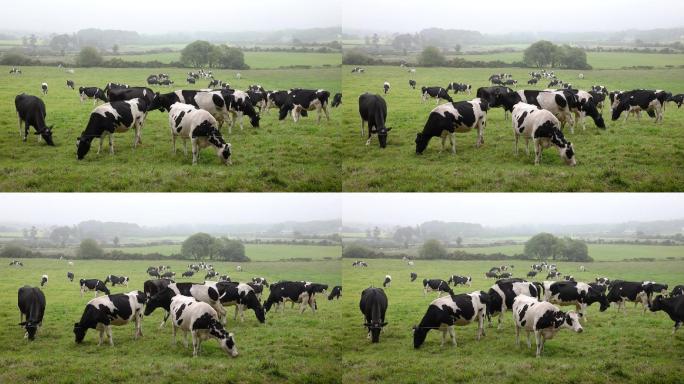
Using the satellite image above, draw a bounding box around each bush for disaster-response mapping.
[76,238,104,259]
[342,49,374,65]
[0,52,35,66]
[418,46,446,67]
[418,239,448,259]
[342,243,376,259]
[76,46,103,67]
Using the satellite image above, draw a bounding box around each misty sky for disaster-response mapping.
[343,0,684,34]
[1,0,340,34]
[342,193,684,227]
[0,193,341,226]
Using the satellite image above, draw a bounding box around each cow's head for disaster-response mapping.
[648,295,666,312]
[19,321,39,340]
[375,127,392,148]
[560,142,576,166]
[246,292,266,323]
[76,135,94,160]
[611,99,630,121]
[144,287,175,315]
[415,132,430,154]
[217,329,238,358]
[73,322,87,343]
[562,311,584,333]
[365,320,388,343]
[278,103,294,121]
[38,125,55,146]
[587,287,610,312]
[218,143,232,165]
[250,114,260,128]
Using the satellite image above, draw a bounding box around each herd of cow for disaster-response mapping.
[356,261,683,357]
[15,261,341,358]
[13,69,342,165]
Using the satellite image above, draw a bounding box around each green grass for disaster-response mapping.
[100,244,341,261]
[0,257,342,384]
[341,258,684,383]
[341,65,684,191]
[0,65,341,191]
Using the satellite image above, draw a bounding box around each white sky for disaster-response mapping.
[0,193,341,226]
[1,0,341,34]
[342,193,684,227]
[343,0,684,34]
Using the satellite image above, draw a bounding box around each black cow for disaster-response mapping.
[279,89,330,123]
[107,87,155,105]
[668,94,684,108]
[186,77,196,84]
[359,287,388,343]
[527,78,538,85]
[161,272,175,279]
[266,90,290,112]
[409,79,416,89]
[331,92,342,108]
[18,286,46,340]
[264,281,315,314]
[80,279,110,297]
[649,295,684,334]
[527,271,538,278]
[143,279,173,300]
[421,86,452,104]
[606,281,659,314]
[476,86,514,118]
[611,89,664,123]
[446,82,472,95]
[415,98,488,155]
[79,87,108,104]
[67,272,74,282]
[147,75,159,85]
[104,275,129,287]
[215,282,266,323]
[14,94,54,145]
[73,291,146,345]
[66,80,75,89]
[410,272,418,282]
[413,291,488,348]
[485,271,499,279]
[423,279,453,297]
[543,281,609,320]
[182,270,194,277]
[671,285,684,297]
[359,93,391,148]
[448,275,472,287]
[328,286,342,300]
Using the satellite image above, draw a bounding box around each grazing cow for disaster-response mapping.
[213,282,265,323]
[383,81,390,94]
[219,275,230,282]
[73,290,146,345]
[532,264,543,271]
[252,277,269,287]
[506,90,575,132]
[413,291,489,348]
[564,275,575,282]
[415,98,488,155]
[546,271,562,279]
[169,295,238,357]
[485,271,499,279]
[147,75,159,85]
[168,103,232,165]
[511,102,576,166]
[222,90,260,132]
[383,275,392,288]
[236,265,242,272]
[448,275,472,287]
[182,270,195,278]
[527,78,538,85]
[14,94,55,145]
[66,80,75,89]
[331,92,342,108]
[423,279,454,297]
[527,271,538,278]
[667,94,683,108]
[204,270,218,280]
[487,278,541,328]
[548,79,561,87]
[446,82,472,95]
[264,281,315,314]
[278,89,330,123]
[150,90,232,130]
[504,79,518,87]
[145,283,226,326]
[107,87,155,106]
[41,83,48,95]
[670,285,684,297]
[607,281,667,314]
[104,275,129,287]
[476,86,514,118]
[409,79,416,89]
[611,89,664,123]
[649,295,684,334]
[245,90,267,112]
[17,286,46,340]
[359,287,388,343]
[359,93,391,148]
[595,277,610,287]
[80,279,110,297]
[512,296,583,357]
[79,87,108,105]
[160,79,174,87]
[562,89,606,130]
[410,272,418,282]
[67,272,74,282]
[421,86,452,104]
[76,99,150,160]
[543,281,609,320]
[40,275,48,287]
[162,272,176,279]
[208,79,221,88]
[187,77,196,84]
[499,272,512,279]
[148,269,160,278]
[328,286,342,300]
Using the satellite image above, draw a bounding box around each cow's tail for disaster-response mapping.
[532,282,544,300]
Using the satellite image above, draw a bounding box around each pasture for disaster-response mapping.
[0,257,342,384]
[341,257,684,383]
[341,65,684,191]
[0,65,341,191]
[98,244,341,261]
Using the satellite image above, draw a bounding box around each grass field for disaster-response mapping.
[0,257,342,384]
[341,65,684,191]
[0,65,341,191]
[101,52,342,69]
[341,258,684,383]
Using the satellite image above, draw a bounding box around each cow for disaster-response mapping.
[579,265,586,272]
[168,103,232,165]
[160,79,174,87]
[104,275,129,287]
[543,281,609,320]
[670,285,684,297]
[328,286,342,300]
[66,80,75,89]
[383,81,391,94]
[611,89,664,123]
[147,75,159,85]
[511,102,576,166]
[562,89,606,130]
[213,282,265,323]
[383,275,392,288]
[487,278,542,328]
[413,291,489,348]
[148,269,160,278]
[476,86,514,118]
[527,270,539,278]
[76,99,149,160]
[265,90,289,112]
[17,286,46,340]
[252,277,269,287]
[607,281,667,314]
[331,92,342,108]
[41,83,48,95]
[222,90,260,132]
[14,94,54,145]
[150,90,231,130]
[107,87,155,106]
[162,272,176,279]
[504,79,518,87]
[359,287,388,343]
[245,89,267,112]
[236,265,242,272]
[595,277,610,287]
[448,275,472,287]
[649,295,684,334]
[446,82,472,95]
[512,295,583,357]
[187,77,196,84]
[667,94,684,108]
[103,83,129,94]
[415,98,488,155]
[208,79,221,88]
[359,93,391,148]
[527,78,538,85]
[409,79,417,89]
[182,270,195,278]
[169,295,238,357]
[144,283,226,327]
[9,67,22,75]
[421,86,452,104]
[80,279,110,297]
[40,275,48,287]
[264,281,315,314]
[546,271,562,279]
[79,87,108,105]
[410,272,418,282]
[67,272,74,282]
[485,271,499,279]
[499,272,512,279]
[423,279,453,297]
[144,279,173,298]
[279,89,330,123]
[73,291,145,345]
[505,90,576,132]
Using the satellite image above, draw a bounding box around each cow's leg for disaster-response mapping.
[476,119,484,147]
[233,306,239,321]
[525,331,532,348]
[515,323,521,346]
[191,331,199,357]
[440,327,447,346]
[98,327,104,346]
[191,140,199,165]
[535,331,542,357]
[160,310,169,328]
[478,313,484,339]
[323,103,330,121]
[366,128,372,146]
[134,122,141,148]
[171,324,177,345]
[360,120,365,137]
[533,140,542,165]
[450,325,457,346]
[449,132,456,154]
[107,326,114,346]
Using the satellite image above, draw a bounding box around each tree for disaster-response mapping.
[112,44,119,55]
[181,40,215,68]
[77,238,104,259]
[342,243,373,259]
[418,46,446,67]
[75,46,103,67]
[419,239,447,259]
[454,44,461,53]
[343,49,373,65]
[392,34,416,51]
[372,226,381,239]
[215,45,249,69]
[29,34,37,49]
[524,40,590,69]
[560,237,592,262]
[393,227,416,248]
[213,237,249,262]
[456,236,463,247]
[113,236,120,247]
[29,226,38,241]
[182,232,215,260]
[524,233,559,261]
[372,33,379,46]
[49,34,74,55]
[49,226,72,247]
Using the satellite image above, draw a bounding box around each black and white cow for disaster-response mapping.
[147,75,159,85]
[107,87,155,106]
[263,281,315,314]
[359,287,388,343]
[79,87,108,105]
[76,99,150,160]
[476,86,514,118]
[103,83,129,94]
[611,89,664,123]
[667,94,684,108]
[265,90,289,112]
[410,272,418,282]
[499,272,512,279]
[251,277,268,287]
[80,279,110,297]
[18,286,46,340]
[527,78,538,85]
[649,295,684,334]
[245,89,267,113]
[413,291,489,348]
[512,295,583,357]
[328,286,342,300]
[448,275,472,287]
[214,282,266,323]
[150,90,232,129]
[504,79,518,87]
[41,83,48,95]
[511,102,576,166]
[144,283,226,326]
[415,98,488,155]
[670,285,684,297]
[383,81,390,94]
[169,295,238,357]
[546,271,562,279]
[595,277,610,287]
[222,90,260,132]
[383,275,392,288]
[104,275,129,287]
[182,270,195,277]
[278,89,330,123]
[447,82,472,95]
[508,90,575,132]
[607,281,667,314]
[487,278,542,328]
[423,279,453,297]
[40,275,48,287]
[421,86,453,104]
[527,270,538,278]
[160,79,174,86]
[14,94,54,145]
[67,272,74,282]
[563,89,606,130]
[409,79,417,89]
[73,290,146,345]
[543,281,609,320]
[143,279,174,302]
[66,80,75,89]
[168,103,232,165]
[359,93,391,148]
[187,77,196,84]
[331,92,342,108]
[564,275,575,282]
[485,271,499,279]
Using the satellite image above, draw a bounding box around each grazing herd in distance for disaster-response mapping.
[353,259,683,357]
[13,259,340,358]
